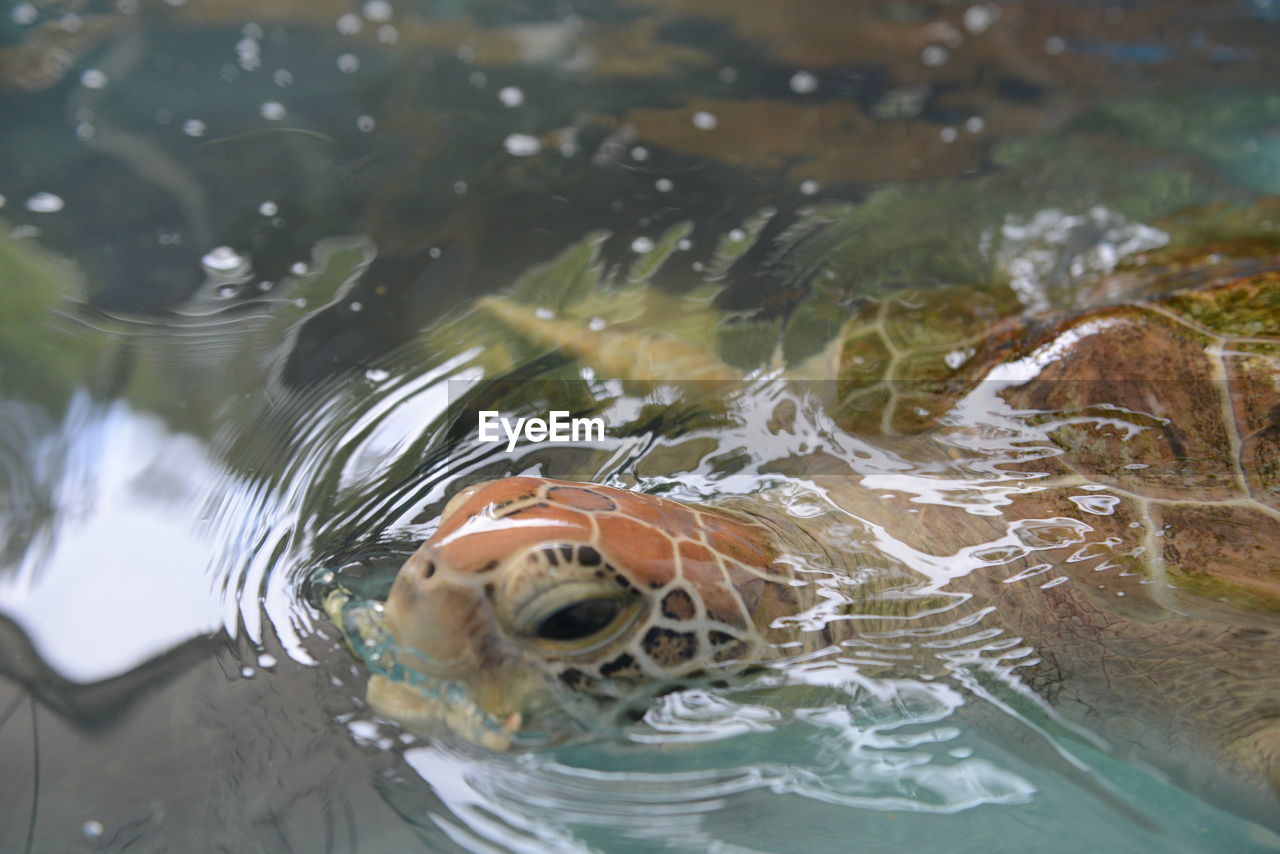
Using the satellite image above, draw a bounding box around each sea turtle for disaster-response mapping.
[325,228,1280,825]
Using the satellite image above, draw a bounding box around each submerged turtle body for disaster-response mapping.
[335,239,1280,821]
[829,271,1280,612]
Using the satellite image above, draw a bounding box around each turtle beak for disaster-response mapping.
[383,545,543,728]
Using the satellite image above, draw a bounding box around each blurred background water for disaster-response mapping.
[1,0,1280,851]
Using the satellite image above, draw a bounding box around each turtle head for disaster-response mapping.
[378,476,796,747]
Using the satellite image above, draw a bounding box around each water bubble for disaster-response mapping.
[76,122,95,140]
[82,820,104,840]
[349,301,363,312]
[428,246,442,259]
[727,228,746,242]
[588,317,606,332]
[26,192,64,213]
[349,720,379,740]
[11,4,37,25]
[503,133,541,156]
[337,13,362,34]
[655,178,673,192]
[453,180,468,194]
[964,5,998,33]
[631,145,649,162]
[201,246,248,273]
[257,653,277,669]
[155,108,173,125]
[337,53,360,73]
[240,666,255,678]
[631,236,655,253]
[183,119,207,137]
[80,69,108,89]
[1045,36,1066,54]
[363,0,392,21]
[534,307,555,320]
[677,238,692,250]
[0,195,6,208]
[290,261,308,275]
[717,66,737,84]
[260,101,287,121]
[692,111,717,130]
[965,116,986,133]
[468,70,487,88]
[789,70,818,94]
[940,126,958,143]
[800,179,819,195]
[236,41,260,71]
[498,86,524,107]
[258,201,277,216]
[456,44,475,63]
[365,368,390,382]
[377,24,398,44]
[59,12,82,32]
[273,68,293,87]
[356,115,376,132]
[921,45,949,66]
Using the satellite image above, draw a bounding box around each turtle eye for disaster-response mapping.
[536,597,627,641]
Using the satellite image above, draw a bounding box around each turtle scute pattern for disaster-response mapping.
[834,271,1280,613]
[415,477,798,691]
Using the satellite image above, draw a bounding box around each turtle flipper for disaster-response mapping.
[467,218,796,392]
[477,295,739,389]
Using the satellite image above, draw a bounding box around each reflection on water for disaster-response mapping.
[2,0,1280,851]
[2,395,226,681]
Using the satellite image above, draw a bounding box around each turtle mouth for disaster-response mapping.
[370,671,525,750]
[324,588,588,749]
[370,659,590,750]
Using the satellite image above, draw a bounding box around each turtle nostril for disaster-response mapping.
[423,560,436,579]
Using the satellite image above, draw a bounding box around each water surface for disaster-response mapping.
[1,0,1279,851]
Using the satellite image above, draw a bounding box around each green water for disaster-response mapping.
[1,0,1279,851]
